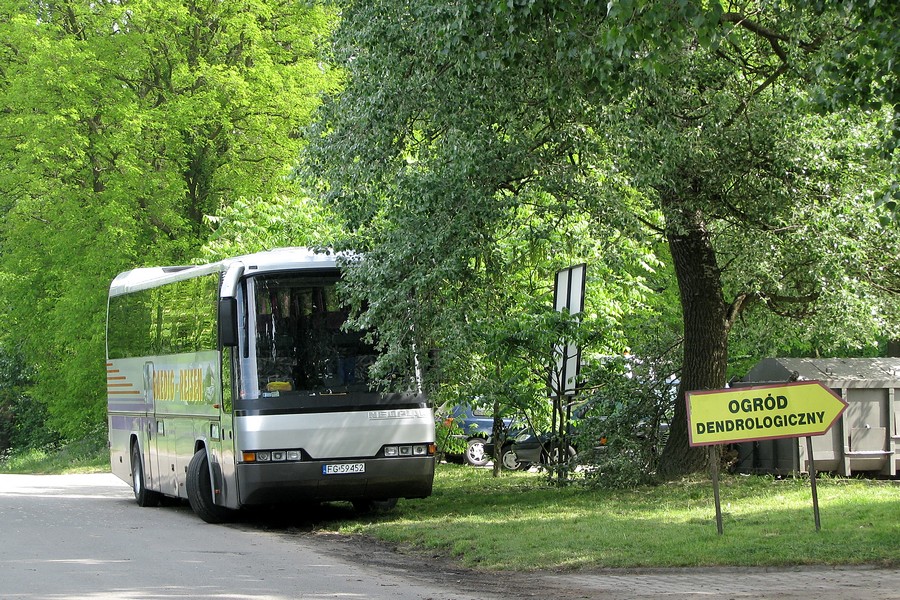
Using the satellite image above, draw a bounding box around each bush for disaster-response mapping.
[0,434,107,474]
[0,348,58,453]
[573,357,673,488]
[434,416,467,459]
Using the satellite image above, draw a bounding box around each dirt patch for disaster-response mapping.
[303,531,586,599]
[233,505,572,597]
[298,531,900,600]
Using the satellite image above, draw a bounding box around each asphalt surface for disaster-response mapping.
[0,473,897,599]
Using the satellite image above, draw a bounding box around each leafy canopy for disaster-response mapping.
[307,0,899,477]
[0,0,338,439]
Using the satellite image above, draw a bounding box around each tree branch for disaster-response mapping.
[725,291,757,331]
[718,11,798,127]
[720,12,789,61]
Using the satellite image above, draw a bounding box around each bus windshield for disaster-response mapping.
[251,272,376,399]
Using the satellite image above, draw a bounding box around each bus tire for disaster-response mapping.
[352,498,398,513]
[186,449,232,524]
[131,444,160,508]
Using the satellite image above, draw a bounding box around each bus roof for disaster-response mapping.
[109,247,340,297]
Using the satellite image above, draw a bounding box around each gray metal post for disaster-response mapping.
[710,446,723,535]
[806,436,821,532]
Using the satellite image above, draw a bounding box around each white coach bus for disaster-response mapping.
[106,247,435,523]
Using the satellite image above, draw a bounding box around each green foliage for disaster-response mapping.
[309,0,899,479]
[0,348,57,453]
[201,194,345,260]
[573,357,676,488]
[804,1,899,155]
[434,417,467,458]
[0,436,107,474]
[306,0,669,429]
[0,0,338,441]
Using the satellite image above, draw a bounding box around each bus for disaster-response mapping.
[106,247,435,523]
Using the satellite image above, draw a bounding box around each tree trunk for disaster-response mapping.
[657,198,731,479]
[491,362,505,477]
[887,340,900,357]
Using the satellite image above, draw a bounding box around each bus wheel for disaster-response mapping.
[131,445,160,507]
[352,498,398,513]
[186,449,232,524]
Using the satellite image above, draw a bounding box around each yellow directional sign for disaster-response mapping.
[687,381,848,447]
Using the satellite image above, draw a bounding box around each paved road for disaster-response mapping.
[0,473,490,600]
[1,473,898,600]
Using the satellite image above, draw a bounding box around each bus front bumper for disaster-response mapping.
[236,456,435,506]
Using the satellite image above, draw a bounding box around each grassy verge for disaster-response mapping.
[331,463,900,571]
[0,437,108,474]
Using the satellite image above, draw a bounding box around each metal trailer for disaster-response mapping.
[734,358,899,478]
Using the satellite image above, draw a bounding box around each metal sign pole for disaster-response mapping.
[709,446,724,535]
[806,436,821,532]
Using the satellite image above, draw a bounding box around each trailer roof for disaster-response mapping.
[742,357,900,388]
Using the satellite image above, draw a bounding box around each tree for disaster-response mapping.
[305,2,667,474]
[0,346,56,454]
[200,194,345,260]
[0,0,338,439]
[307,0,899,478]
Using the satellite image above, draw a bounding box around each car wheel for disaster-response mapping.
[501,447,528,471]
[464,438,489,467]
[540,444,577,466]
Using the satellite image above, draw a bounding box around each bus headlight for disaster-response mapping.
[242,449,304,463]
[382,444,434,458]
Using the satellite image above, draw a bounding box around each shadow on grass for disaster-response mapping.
[259,466,900,570]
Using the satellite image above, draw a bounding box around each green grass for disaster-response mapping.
[3,445,898,571]
[0,437,108,474]
[327,463,900,571]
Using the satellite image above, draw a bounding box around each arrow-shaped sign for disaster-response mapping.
[686,381,848,447]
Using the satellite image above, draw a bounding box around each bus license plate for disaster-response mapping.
[322,463,365,475]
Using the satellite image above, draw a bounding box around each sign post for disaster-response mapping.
[686,381,847,533]
[710,446,723,535]
[548,264,586,485]
[806,436,821,531]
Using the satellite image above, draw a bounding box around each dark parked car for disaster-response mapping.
[484,428,580,471]
[499,404,670,471]
[503,431,577,470]
[442,404,515,467]
[486,402,606,471]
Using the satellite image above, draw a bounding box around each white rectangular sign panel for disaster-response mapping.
[551,264,586,397]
